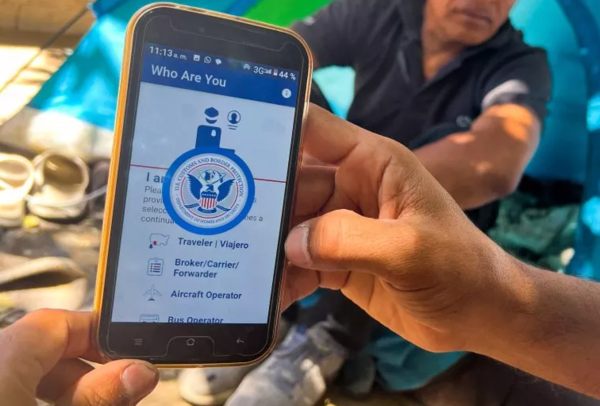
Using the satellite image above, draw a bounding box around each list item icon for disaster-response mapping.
[149,233,169,249]
[228,110,241,125]
[147,258,164,276]
[143,285,162,301]
[227,110,241,130]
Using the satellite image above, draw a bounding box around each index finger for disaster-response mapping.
[0,310,102,388]
[304,104,365,165]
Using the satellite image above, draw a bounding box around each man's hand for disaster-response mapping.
[0,310,159,406]
[282,105,514,352]
[282,106,600,400]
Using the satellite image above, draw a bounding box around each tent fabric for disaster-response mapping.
[0,0,257,160]
[510,0,597,185]
[0,0,329,161]
[245,0,330,27]
[29,0,250,131]
[555,0,600,281]
[313,67,354,118]
[510,0,600,281]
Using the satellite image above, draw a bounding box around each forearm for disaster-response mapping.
[414,142,509,210]
[414,105,540,209]
[471,254,600,398]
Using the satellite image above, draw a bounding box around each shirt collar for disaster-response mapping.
[397,0,424,44]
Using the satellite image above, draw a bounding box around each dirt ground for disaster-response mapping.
[142,371,419,406]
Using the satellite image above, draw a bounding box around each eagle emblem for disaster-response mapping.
[184,169,236,213]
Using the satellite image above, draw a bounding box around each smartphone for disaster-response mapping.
[94,3,312,366]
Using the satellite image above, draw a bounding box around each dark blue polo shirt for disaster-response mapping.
[294,0,551,231]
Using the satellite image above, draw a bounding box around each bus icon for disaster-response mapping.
[139,314,160,322]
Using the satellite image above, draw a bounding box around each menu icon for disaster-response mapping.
[147,258,164,276]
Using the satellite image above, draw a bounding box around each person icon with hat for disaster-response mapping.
[196,107,222,148]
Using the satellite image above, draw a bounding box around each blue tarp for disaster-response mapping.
[555,0,600,280]
[513,0,600,280]
[28,0,258,132]
[510,0,599,185]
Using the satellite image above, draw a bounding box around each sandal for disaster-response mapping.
[0,154,34,227]
[27,151,90,221]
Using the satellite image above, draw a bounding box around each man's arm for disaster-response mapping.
[415,48,550,210]
[474,255,600,399]
[414,103,541,210]
[287,106,600,399]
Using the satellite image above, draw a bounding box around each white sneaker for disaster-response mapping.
[179,363,257,406]
[179,319,291,405]
[224,323,348,406]
[27,151,90,220]
[0,153,34,227]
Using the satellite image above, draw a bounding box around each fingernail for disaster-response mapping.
[286,224,311,266]
[121,362,159,400]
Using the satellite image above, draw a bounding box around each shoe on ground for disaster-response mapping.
[27,151,90,221]
[178,318,291,406]
[0,252,87,312]
[224,322,349,406]
[0,153,34,227]
[179,363,257,406]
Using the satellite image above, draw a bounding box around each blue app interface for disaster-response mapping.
[111,44,300,324]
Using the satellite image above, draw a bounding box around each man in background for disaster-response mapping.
[180,0,553,405]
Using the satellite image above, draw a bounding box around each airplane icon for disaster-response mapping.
[143,285,162,301]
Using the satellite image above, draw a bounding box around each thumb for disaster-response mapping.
[285,209,403,275]
[56,360,159,406]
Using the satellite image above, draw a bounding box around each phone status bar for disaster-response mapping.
[146,44,298,81]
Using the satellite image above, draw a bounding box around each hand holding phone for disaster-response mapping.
[94,3,312,366]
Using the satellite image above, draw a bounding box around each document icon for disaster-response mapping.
[147,258,164,276]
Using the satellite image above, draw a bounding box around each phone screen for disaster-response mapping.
[109,42,301,326]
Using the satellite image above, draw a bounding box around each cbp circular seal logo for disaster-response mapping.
[163,107,255,235]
